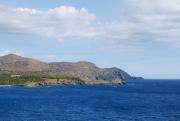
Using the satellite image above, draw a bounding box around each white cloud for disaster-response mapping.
[0,6,97,41]
[0,2,180,46]
[124,0,180,45]
[129,0,180,13]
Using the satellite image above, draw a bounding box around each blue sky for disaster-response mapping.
[0,0,180,79]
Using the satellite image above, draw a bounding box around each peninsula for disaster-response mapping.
[0,54,140,86]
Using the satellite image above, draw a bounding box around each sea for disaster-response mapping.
[0,79,180,121]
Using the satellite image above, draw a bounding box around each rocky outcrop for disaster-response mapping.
[47,62,132,81]
[25,79,124,86]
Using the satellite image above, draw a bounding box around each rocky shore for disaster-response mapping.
[25,79,124,86]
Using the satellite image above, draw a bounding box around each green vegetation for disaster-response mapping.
[58,76,85,84]
[47,76,85,84]
[0,76,44,85]
[0,75,85,85]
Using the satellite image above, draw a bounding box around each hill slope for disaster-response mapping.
[0,54,47,72]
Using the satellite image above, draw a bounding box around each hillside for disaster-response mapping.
[0,54,135,81]
[0,54,48,72]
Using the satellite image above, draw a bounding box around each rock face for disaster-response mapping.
[0,54,134,81]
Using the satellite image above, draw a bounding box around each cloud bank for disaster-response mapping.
[0,0,180,46]
[0,6,97,41]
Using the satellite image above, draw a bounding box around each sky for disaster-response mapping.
[0,0,180,79]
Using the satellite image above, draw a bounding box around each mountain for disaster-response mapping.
[0,54,136,81]
[0,54,47,72]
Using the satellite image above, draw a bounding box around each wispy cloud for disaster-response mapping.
[0,50,21,56]
[47,54,56,58]
[124,0,180,45]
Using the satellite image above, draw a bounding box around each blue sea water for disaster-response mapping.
[0,80,180,121]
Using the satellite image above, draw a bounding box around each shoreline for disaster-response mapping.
[0,80,125,87]
[0,83,124,87]
[0,76,125,87]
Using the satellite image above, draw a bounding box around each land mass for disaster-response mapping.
[0,54,142,86]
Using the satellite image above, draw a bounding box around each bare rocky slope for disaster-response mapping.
[0,54,137,81]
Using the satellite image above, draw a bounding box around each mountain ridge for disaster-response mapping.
[0,54,138,81]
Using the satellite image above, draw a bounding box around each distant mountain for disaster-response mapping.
[0,54,47,72]
[0,54,138,81]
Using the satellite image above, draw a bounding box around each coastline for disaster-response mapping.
[0,79,125,87]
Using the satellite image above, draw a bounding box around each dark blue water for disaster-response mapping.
[0,80,180,121]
